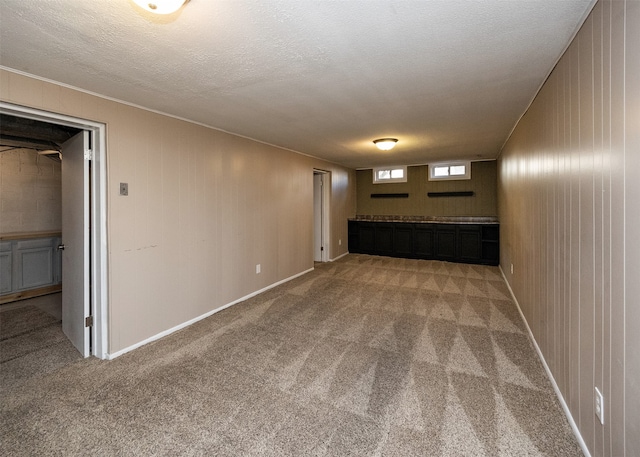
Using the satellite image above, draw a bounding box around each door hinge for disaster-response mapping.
[321,246,324,251]
[85,316,93,327]
[84,149,93,161]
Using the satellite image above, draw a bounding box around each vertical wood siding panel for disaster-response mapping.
[624,0,640,455]
[7,72,42,108]
[608,1,626,454]
[557,59,569,395]
[569,40,582,418]
[552,66,560,382]
[544,84,553,364]
[544,83,554,360]
[0,71,10,102]
[592,2,606,455]
[600,2,613,453]
[79,92,101,121]
[537,88,548,355]
[59,86,83,117]
[498,0,637,453]
[40,81,62,114]
[561,49,569,403]
[551,68,560,379]
[579,15,596,447]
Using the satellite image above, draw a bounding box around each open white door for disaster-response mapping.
[313,173,323,262]
[313,171,330,262]
[61,131,91,357]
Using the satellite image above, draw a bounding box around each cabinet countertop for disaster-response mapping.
[349,216,499,225]
[0,231,62,241]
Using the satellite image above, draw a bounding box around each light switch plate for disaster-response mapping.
[120,183,128,196]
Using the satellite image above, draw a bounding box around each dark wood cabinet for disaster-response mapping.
[348,221,360,253]
[435,225,457,261]
[348,220,499,266]
[375,223,394,256]
[414,225,435,257]
[393,224,414,256]
[358,223,375,253]
[458,226,482,262]
[481,225,500,264]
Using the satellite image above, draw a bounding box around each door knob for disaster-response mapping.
[58,244,65,250]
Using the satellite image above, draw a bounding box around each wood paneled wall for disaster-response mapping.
[0,69,356,354]
[356,161,497,217]
[498,1,639,455]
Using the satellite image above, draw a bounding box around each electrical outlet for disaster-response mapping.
[510,263,514,274]
[339,239,342,246]
[595,387,604,425]
[256,264,261,274]
[120,182,128,196]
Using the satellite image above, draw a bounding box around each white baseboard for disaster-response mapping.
[330,251,350,262]
[106,267,314,360]
[498,265,591,457]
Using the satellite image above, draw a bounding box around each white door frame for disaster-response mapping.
[0,101,108,359]
[313,169,330,262]
[61,131,91,356]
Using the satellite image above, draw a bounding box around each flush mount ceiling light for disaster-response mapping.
[133,0,188,14]
[373,138,398,151]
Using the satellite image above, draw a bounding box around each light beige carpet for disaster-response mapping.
[0,254,583,456]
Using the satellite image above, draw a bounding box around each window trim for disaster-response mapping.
[428,161,471,181]
[372,165,408,184]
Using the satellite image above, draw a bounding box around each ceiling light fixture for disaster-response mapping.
[373,138,398,151]
[133,0,188,14]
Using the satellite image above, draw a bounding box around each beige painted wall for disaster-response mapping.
[356,161,497,217]
[0,69,356,354]
[498,1,639,455]
[0,148,61,233]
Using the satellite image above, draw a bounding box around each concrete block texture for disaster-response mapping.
[0,149,61,233]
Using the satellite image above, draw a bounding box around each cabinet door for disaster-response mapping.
[359,223,376,254]
[435,225,457,260]
[481,241,500,264]
[481,225,499,241]
[15,239,55,290]
[393,224,413,257]
[0,242,12,294]
[375,223,394,256]
[458,226,481,262]
[481,225,500,265]
[414,225,434,258]
[348,221,360,253]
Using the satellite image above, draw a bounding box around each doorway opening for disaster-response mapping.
[0,102,108,359]
[313,170,330,262]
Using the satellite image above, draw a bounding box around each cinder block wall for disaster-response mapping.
[0,149,61,234]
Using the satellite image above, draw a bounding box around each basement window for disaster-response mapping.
[373,166,407,183]
[428,161,471,181]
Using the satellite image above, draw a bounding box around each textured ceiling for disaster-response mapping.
[0,0,594,168]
